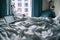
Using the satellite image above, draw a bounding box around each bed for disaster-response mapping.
[0,17,60,40]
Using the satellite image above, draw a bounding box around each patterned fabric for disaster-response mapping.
[0,17,60,40]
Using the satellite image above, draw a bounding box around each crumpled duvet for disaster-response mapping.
[0,17,60,40]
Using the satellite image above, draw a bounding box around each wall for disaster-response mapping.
[54,0,60,16]
[42,0,49,11]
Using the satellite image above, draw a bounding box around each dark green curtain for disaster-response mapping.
[0,0,7,18]
[32,0,42,17]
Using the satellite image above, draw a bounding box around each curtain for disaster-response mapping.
[32,0,42,17]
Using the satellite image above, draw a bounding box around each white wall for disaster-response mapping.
[42,0,60,17]
[54,0,60,16]
[42,0,49,11]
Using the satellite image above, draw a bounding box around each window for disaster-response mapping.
[25,8,28,12]
[18,3,22,7]
[25,0,28,1]
[12,0,15,1]
[18,0,22,1]
[18,8,22,12]
[25,3,28,7]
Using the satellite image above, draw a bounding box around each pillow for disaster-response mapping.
[4,16,15,24]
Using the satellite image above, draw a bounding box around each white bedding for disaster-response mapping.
[0,17,60,40]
